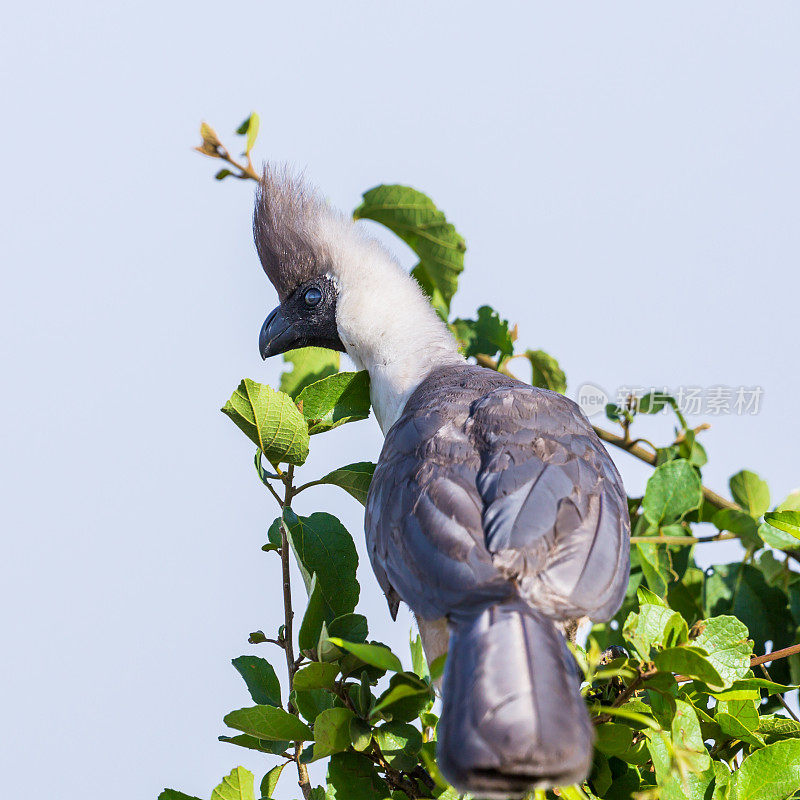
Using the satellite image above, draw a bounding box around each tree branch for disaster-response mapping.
[630,532,737,546]
[592,426,739,512]
[750,642,800,668]
[194,141,260,182]
[272,465,312,800]
[758,663,800,723]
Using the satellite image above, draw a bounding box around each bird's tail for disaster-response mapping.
[437,598,593,797]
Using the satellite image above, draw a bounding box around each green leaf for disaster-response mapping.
[231,656,282,707]
[316,621,341,664]
[590,703,659,730]
[282,509,359,622]
[293,662,340,692]
[429,653,447,683]
[325,751,391,800]
[215,168,233,181]
[158,792,202,800]
[679,430,708,468]
[312,462,375,505]
[373,721,423,771]
[327,639,402,672]
[667,567,706,627]
[296,371,371,434]
[759,521,800,551]
[778,491,800,512]
[221,379,309,466]
[210,767,255,800]
[595,723,634,756]
[623,604,686,661]
[327,613,368,643]
[717,711,765,747]
[711,678,797,700]
[371,673,432,722]
[639,391,670,414]
[717,698,759,732]
[713,769,734,800]
[450,306,514,360]
[764,511,800,541]
[692,616,752,688]
[218,734,289,755]
[409,633,429,681]
[636,540,669,598]
[235,111,260,153]
[705,563,797,686]
[731,740,800,799]
[223,705,313,741]
[312,707,355,760]
[758,715,800,742]
[259,763,284,799]
[591,752,613,797]
[280,348,340,399]
[354,184,466,313]
[654,647,725,690]
[642,459,703,525]
[292,687,335,723]
[729,470,770,517]
[672,699,711,772]
[524,349,567,393]
[646,731,714,800]
[713,508,760,546]
[298,573,326,652]
[410,262,449,320]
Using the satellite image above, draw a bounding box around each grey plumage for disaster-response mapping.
[253,167,326,300]
[365,363,630,794]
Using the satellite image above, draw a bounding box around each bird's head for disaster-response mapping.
[254,166,346,359]
[253,166,458,375]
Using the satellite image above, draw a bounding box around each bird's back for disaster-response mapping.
[365,362,630,624]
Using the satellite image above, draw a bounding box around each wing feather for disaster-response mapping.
[365,365,629,623]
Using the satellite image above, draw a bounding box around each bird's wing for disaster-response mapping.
[365,368,513,621]
[471,385,630,621]
[365,364,629,622]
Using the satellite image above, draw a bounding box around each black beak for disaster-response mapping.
[259,304,297,359]
[258,277,346,360]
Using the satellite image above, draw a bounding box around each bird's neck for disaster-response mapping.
[330,234,463,433]
[362,342,463,433]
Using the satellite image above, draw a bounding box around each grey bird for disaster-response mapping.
[253,167,630,797]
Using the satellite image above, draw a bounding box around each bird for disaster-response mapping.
[253,166,630,797]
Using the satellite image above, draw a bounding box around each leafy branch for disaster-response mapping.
[159,116,800,800]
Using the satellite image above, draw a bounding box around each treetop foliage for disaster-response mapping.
[160,116,800,800]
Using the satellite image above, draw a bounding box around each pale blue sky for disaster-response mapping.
[1,3,798,799]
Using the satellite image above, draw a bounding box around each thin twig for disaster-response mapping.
[262,480,283,506]
[750,642,800,668]
[196,143,260,182]
[630,533,737,546]
[293,478,326,496]
[368,741,422,799]
[758,663,800,722]
[267,465,312,800]
[592,426,739,512]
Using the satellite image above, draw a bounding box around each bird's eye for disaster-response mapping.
[304,287,322,307]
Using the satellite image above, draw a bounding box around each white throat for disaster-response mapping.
[321,217,463,433]
[355,341,463,433]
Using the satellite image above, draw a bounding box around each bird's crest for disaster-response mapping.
[253,165,326,300]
